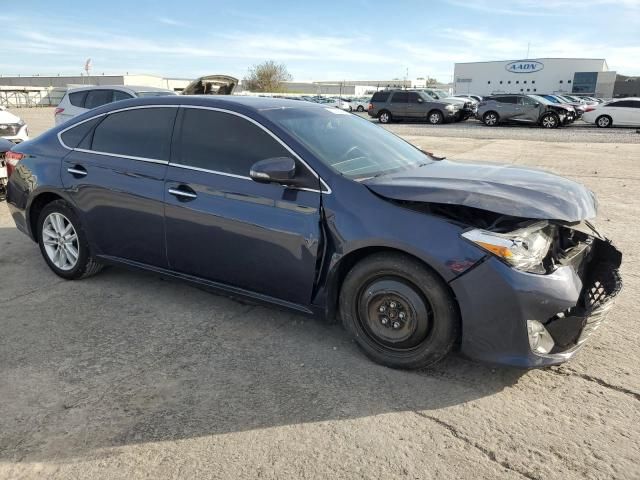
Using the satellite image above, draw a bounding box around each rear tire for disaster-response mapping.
[37,200,103,280]
[596,115,612,128]
[357,105,365,112]
[483,111,499,126]
[378,110,392,124]
[339,252,459,369]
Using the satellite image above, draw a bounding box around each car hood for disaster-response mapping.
[364,160,597,222]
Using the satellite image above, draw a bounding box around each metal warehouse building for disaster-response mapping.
[453,58,616,98]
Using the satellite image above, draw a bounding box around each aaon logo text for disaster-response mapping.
[505,60,544,74]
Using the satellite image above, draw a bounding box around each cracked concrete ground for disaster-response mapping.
[1,108,639,479]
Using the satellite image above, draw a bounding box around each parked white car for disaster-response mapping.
[582,97,640,127]
[0,106,29,143]
[349,97,369,112]
[55,85,177,125]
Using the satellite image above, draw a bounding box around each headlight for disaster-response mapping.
[461,222,555,274]
[445,104,457,111]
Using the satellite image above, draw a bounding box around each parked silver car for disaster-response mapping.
[55,85,177,125]
[477,94,570,128]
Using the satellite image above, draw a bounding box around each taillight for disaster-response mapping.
[54,107,65,115]
[5,151,24,178]
[367,103,373,110]
[584,106,596,112]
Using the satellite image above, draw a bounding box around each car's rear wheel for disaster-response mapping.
[596,115,612,128]
[37,200,103,280]
[428,110,444,125]
[339,252,459,369]
[540,112,560,128]
[378,110,392,124]
[483,111,499,126]
[357,105,365,112]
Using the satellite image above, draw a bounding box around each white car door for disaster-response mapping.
[607,100,634,125]
[624,100,640,126]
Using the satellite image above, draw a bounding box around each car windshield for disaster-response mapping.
[136,91,176,97]
[529,95,554,105]
[264,106,431,180]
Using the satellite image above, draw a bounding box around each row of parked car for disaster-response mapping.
[367,89,640,129]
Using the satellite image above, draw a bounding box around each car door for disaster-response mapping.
[405,92,426,118]
[626,100,640,126]
[493,96,517,120]
[388,91,409,118]
[607,100,635,125]
[61,106,177,266]
[518,95,541,123]
[163,107,323,306]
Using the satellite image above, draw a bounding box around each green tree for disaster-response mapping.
[243,60,292,92]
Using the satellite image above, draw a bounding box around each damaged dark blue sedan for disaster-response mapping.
[6,96,622,369]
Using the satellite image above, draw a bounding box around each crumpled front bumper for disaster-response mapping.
[449,238,622,368]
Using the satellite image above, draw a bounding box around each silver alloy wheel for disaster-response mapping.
[42,212,79,271]
[484,113,497,126]
[429,112,442,124]
[597,116,610,127]
[379,112,390,123]
[542,114,557,128]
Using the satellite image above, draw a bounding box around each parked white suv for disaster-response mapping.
[55,85,177,125]
[0,106,29,143]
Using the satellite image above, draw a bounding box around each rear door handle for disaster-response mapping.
[67,165,87,177]
[168,186,197,200]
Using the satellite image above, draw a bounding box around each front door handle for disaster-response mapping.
[168,186,197,200]
[67,165,87,177]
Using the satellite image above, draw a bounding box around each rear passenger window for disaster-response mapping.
[407,92,422,103]
[391,92,408,103]
[113,90,133,102]
[91,107,176,160]
[68,91,87,108]
[177,108,290,176]
[371,91,390,102]
[85,90,114,109]
[60,117,103,149]
[494,96,517,104]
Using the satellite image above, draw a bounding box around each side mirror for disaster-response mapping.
[417,98,424,103]
[533,102,541,107]
[250,157,298,185]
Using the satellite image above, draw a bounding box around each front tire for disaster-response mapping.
[37,200,103,280]
[540,112,560,128]
[357,105,365,112]
[339,253,459,369]
[596,115,612,128]
[428,110,444,125]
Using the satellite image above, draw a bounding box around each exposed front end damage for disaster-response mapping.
[449,218,622,367]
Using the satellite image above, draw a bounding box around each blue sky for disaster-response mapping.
[2,0,639,82]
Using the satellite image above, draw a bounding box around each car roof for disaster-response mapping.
[59,95,328,123]
[65,85,174,94]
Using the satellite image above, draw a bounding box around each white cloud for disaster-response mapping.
[156,17,187,27]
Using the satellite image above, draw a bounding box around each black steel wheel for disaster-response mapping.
[339,252,459,369]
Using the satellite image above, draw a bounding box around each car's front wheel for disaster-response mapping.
[339,252,459,369]
[428,110,444,125]
[37,200,103,280]
[596,115,612,128]
[540,112,560,128]
[357,105,365,112]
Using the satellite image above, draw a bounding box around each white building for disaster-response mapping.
[454,58,616,98]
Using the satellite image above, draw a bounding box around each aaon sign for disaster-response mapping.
[505,60,544,74]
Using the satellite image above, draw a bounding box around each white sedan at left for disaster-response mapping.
[0,106,29,143]
[582,97,640,127]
